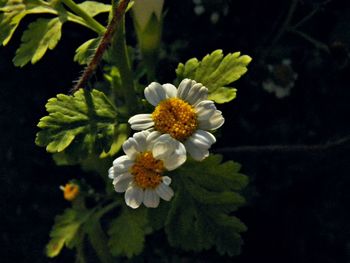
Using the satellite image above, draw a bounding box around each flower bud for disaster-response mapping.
[132,0,164,79]
[60,182,80,201]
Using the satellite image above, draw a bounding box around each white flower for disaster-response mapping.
[109,131,186,209]
[128,79,224,161]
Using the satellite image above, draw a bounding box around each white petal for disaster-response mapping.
[177,78,193,101]
[196,101,225,130]
[122,138,140,159]
[113,172,133,185]
[162,142,187,171]
[200,110,224,130]
[177,79,208,105]
[185,82,208,105]
[162,176,172,186]
[132,131,150,152]
[189,130,216,149]
[112,155,133,174]
[162,83,177,98]
[184,139,209,161]
[184,130,216,161]
[144,82,167,106]
[195,100,217,120]
[128,114,154,130]
[146,131,162,150]
[125,186,144,209]
[143,189,160,208]
[151,134,176,159]
[156,183,174,201]
[108,167,115,179]
[113,173,133,193]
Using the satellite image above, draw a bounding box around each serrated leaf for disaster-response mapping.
[147,200,171,231]
[166,186,212,251]
[77,1,111,17]
[46,208,90,258]
[13,17,63,67]
[176,50,252,103]
[0,0,57,45]
[36,89,118,159]
[180,155,248,192]
[108,207,149,258]
[74,37,100,65]
[165,154,247,256]
[99,123,128,158]
[208,86,237,103]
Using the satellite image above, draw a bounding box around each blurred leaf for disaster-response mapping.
[13,17,63,67]
[147,200,171,231]
[0,0,57,46]
[176,50,252,103]
[46,208,90,258]
[165,154,248,256]
[74,37,100,65]
[77,1,110,17]
[36,89,118,160]
[108,207,149,258]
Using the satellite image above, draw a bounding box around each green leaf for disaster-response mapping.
[176,50,252,103]
[13,17,63,67]
[180,155,248,192]
[0,0,57,45]
[77,1,111,17]
[99,123,128,158]
[165,154,248,256]
[74,37,100,65]
[46,208,90,258]
[36,89,118,160]
[108,207,149,258]
[147,200,171,231]
[208,86,237,103]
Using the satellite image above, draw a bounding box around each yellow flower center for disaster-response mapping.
[62,183,79,201]
[131,151,165,189]
[152,98,197,141]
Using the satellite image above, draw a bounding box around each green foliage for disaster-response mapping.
[46,208,90,258]
[0,0,109,66]
[165,154,248,256]
[108,207,149,258]
[77,1,110,17]
[176,49,252,103]
[13,17,63,67]
[74,37,100,65]
[0,0,57,46]
[36,89,118,161]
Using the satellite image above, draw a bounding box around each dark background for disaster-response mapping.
[1,0,349,262]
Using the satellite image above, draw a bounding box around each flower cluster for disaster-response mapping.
[109,79,224,208]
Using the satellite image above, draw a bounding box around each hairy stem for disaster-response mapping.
[71,0,131,92]
[62,0,106,34]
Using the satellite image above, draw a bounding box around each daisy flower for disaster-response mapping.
[109,131,186,209]
[128,78,224,161]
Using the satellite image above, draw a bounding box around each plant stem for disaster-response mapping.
[62,0,106,34]
[112,18,138,115]
[71,0,131,92]
[288,28,330,53]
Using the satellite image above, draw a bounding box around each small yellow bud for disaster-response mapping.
[60,183,79,201]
